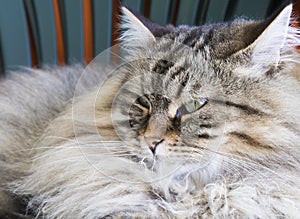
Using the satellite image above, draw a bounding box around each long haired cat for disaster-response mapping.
[1,4,300,218]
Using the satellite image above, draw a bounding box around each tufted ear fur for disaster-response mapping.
[246,4,298,68]
[120,7,174,50]
[120,7,155,49]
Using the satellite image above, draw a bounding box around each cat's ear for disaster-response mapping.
[246,4,297,67]
[120,7,155,47]
[120,7,174,50]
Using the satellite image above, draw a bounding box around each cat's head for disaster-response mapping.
[108,4,300,182]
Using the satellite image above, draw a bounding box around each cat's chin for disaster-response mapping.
[146,152,223,187]
[145,156,224,202]
[176,159,222,186]
[137,139,222,186]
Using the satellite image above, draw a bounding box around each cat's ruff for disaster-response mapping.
[0,4,300,218]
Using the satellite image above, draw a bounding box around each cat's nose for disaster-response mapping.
[144,137,164,154]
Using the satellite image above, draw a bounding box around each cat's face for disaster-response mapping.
[112,41,257,178]
[128,91,225,164]
[105,5,299,181]
[124,51,228,163]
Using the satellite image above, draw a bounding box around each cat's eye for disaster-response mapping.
[185,98,209,113]
[179,98,209,115]
[137,96,151,109]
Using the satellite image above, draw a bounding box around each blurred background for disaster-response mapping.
[0,0,296,74]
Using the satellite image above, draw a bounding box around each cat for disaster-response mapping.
[1,3,300,218]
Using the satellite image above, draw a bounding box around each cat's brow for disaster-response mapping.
[210,99,265,116]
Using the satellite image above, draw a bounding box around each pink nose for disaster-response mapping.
[144,136,164,154]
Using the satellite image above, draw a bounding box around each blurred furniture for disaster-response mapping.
[0,0,290,74]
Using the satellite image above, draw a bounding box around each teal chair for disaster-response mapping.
[0,0,285,74]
